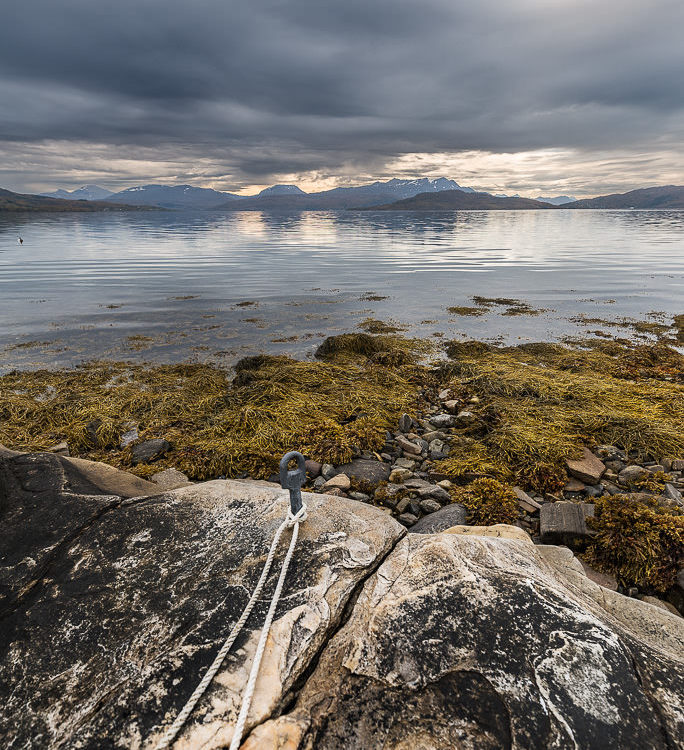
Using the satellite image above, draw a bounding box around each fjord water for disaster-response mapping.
[1,209,683,369]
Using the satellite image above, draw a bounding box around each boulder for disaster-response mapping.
[566,448,605,484]
[409,502,467,533]
[255,530,684,749]
[336,458,390,488]
[0,455,404,749]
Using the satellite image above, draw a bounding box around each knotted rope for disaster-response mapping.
[155,500,308,750]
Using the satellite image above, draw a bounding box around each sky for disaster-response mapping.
[1,0,683,197]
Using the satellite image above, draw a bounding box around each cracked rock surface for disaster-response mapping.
[0,453,403,749]
[2,452,683,749]
[252,531,684,749]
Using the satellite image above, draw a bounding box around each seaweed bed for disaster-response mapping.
[2,330,683,593]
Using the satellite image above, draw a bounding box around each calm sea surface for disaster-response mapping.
[1,209,683,371]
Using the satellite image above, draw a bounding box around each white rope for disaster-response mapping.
[155,502,307,750]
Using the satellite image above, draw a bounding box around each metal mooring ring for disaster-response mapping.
[279,451,307,515]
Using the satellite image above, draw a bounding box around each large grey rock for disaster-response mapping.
[408,502,467,533]
[251,529,684,749]
[0,456,404,749]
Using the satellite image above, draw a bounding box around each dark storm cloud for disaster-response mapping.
[1,0,683,191]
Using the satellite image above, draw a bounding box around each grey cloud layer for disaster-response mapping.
[1,0,683,189]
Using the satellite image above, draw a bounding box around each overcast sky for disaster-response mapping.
[1,0,683,196]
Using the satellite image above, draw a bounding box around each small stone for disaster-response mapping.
[443,400,460,414]
[418,485,451,503]
[437,388,451,400]
[428,439,445,455]
[305,459,322,478]
[662,484,683,505]
[395,435,422,455]
[422,430,446,442]
[513,487,542,513]
[397,512,419,527]
[566,448,605,485]
[563,478,586,493]
[429,414,456,429]
[150,468,191,490]
[670,459,684,472]
[395,498,411,514]
[120,424,139,448]
[404,478,431,490]
[313,476,326,490]
[419,498,441,514]
[389,467,413,484]
[409,503,467,533]
[131,438,170,465]
[455,410,476,424]
[322,473,351,492]
[437,479,452,490]
[349,491,371,503]
[647,464,665,473]
[394,457,417,470]
[398,414,413,432]
[618,465,649,486]
[321,464,337,480]
[325,487,347,498]
[47,441,70,457]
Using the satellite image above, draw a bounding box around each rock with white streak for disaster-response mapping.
[255,528,684,749]
[0,454,404,749]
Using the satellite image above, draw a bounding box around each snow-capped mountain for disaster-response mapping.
[41,185,114,201]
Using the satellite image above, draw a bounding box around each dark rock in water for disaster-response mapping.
[409,502,467,533]
[130,437,171,464]
[0,453,403,749]
[249,531,684,749]
[337,458,390,488]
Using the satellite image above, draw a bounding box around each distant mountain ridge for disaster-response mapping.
[103,184,242,208]
[0,188,145,213]
[366,190,555,211]
[41,184,113,201]
[219,177,475,210]
[562,185,684,209]
[536,195,576,205]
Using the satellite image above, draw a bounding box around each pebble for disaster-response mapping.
[322,473,351,491]
[419,498,441,514]
[131,438,170,465]
[398,414,413,432]
[618,465,649,485]
[321,463,337,480]
[395,457,417,470]
[429,414,456,429]
[389,467,413,484]
[397,512,419,527]
[395,435,422,455]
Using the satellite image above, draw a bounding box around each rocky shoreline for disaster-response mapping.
[2,331,683,615]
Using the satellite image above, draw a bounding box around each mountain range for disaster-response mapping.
[6,181,684,212]
[560,185,684,209]
[40,184,114,201]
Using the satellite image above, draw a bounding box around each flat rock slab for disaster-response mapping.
[540,500,594,542]
[0,475,403,749]
[252,531,684,749]
[566,447,605,484]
